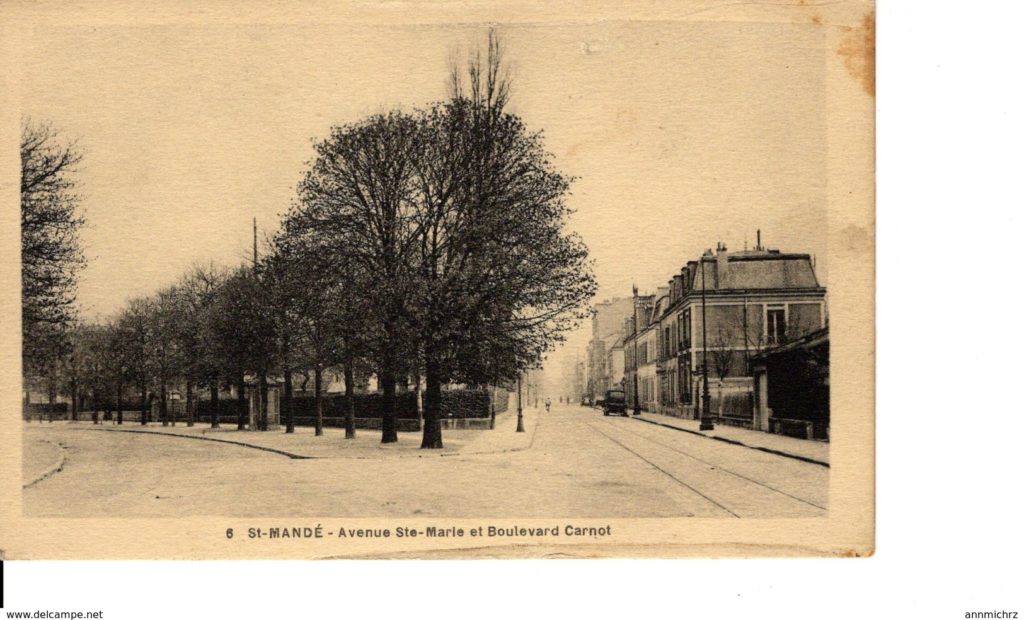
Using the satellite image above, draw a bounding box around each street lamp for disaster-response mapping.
[516,374,525,433]
[699,254,714,431]
[632,284,641,417]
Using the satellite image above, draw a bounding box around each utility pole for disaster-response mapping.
[253,217,258,268]
[700,254,714,431]
[516,374,525,433]
[632,284,641,417]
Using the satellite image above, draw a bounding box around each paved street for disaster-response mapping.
[22,403,828,518]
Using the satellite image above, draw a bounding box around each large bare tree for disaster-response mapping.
[21,120,85,397]
[289,112,423,444]
[408,32,596,448]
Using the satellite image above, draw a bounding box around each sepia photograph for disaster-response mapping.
[1,0,873,560]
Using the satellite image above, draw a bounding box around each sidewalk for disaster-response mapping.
[64,421,464,459]
[459,408,537,454]
[47,417,525,459]
[629,410,830,466]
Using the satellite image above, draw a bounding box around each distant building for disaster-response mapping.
[608,337,625,389]
[572,358,586,403]
[622,292,656,410]
[585,297,634,402]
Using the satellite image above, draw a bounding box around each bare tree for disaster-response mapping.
[173,264,228,427]
[289,112,423,444]
[21,120,85,393]
[409,32,596,448]
[708,326,734,383]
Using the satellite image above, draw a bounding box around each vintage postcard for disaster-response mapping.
[0,0,874,559]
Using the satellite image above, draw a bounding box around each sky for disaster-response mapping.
[20,18,828,379]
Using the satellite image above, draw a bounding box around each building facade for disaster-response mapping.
[586,297,635,403]
[624,241,827,429]
[623,293,655,411]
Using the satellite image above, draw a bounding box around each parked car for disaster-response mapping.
[602,389,628,416]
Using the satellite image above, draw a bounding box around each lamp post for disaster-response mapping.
[516,374,525,433]
[699,254,714,431]
[632,284,641,417]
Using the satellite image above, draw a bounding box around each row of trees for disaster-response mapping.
[29,33,597,449]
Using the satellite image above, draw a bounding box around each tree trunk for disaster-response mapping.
[210,380,220,428]
[116,382,123,425]
[70,378,78,421]
[380,370,398,444]
[343,362,356,439]
[259,372,269,431]
[414,373,423,431]
[160,381,169,426]
[236,376,247,430]
[140,387,149,425]
[283,369,294,434]
[420,354,443,449]
[490,385,496,430]
[314,365,324,437]
[186,380,194,427]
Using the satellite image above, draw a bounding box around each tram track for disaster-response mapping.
[584,416,828,518]
[586,422,740,517]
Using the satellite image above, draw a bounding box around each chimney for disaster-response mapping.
[716,242,728,288]
[756,229,762,251]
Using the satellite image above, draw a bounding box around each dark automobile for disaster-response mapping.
[602,389,628,416]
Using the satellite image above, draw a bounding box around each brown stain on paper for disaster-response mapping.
[840,223,874,254]
[837,10,876,97]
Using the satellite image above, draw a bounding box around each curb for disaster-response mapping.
[83,427,491,460]
[23,440,68,489]
[85,427,316,460]
[630,415,830,468]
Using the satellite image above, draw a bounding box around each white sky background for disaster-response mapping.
[22,20,828,378]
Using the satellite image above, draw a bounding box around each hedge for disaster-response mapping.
[23,403,68,418]
[282,390,496,420]
[177,388,498,426]
[88,400,146,412]
[286,392,419,421]
[438,389,490,419]
[196,398,248,422]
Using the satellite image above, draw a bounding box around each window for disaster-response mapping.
[681,310,691,349]
[767,307,786,344]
